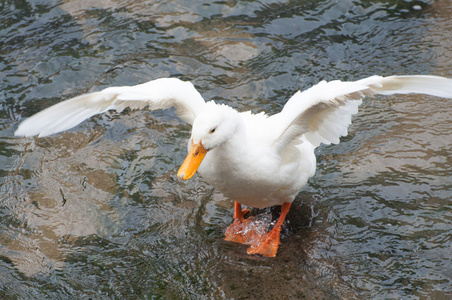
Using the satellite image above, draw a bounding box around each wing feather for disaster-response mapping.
[15,78,206,137]
[272,75,452,150]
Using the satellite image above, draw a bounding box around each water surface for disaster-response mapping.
[1,0,451,298]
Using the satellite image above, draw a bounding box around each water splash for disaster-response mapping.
[224,212,277,250]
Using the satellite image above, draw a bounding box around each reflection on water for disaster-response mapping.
[1,0,451,298]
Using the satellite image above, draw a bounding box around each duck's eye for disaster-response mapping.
[210,128,216,134]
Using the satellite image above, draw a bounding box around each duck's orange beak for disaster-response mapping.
[177,140,208,180]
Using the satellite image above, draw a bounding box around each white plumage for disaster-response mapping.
[15,75,452,256]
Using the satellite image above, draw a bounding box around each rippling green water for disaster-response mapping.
[1,0,451,298]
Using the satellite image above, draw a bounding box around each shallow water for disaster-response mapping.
[1,0,451,298]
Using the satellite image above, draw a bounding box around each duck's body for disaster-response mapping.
[15,75,452,257]
[197,107,316,208]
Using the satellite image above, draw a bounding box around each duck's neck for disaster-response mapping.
[200,118,247,175]
[218,117,247,157]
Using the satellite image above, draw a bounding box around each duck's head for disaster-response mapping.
[177,102,240,180]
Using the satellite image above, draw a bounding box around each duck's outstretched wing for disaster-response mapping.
[271,75,452,150]
[15,78,206,137]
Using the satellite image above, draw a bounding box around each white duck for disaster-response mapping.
[15,75,452,257]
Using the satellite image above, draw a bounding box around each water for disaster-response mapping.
[1,0,451,298]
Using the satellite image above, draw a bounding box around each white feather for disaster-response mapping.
[13,74,452,257]
[13,74,452,207]
[272,75,452,149]
[15,78,206,137]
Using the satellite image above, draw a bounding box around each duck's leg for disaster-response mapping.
[224,201,251,244]
[247,202,291,257]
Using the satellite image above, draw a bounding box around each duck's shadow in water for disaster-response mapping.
[214,194,348,299]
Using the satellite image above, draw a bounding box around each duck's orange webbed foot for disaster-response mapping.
[246,228,281,257]
[231,202,291,257]
[224,202,252,244]
[224,202,292,257]
[247,202,291,257]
